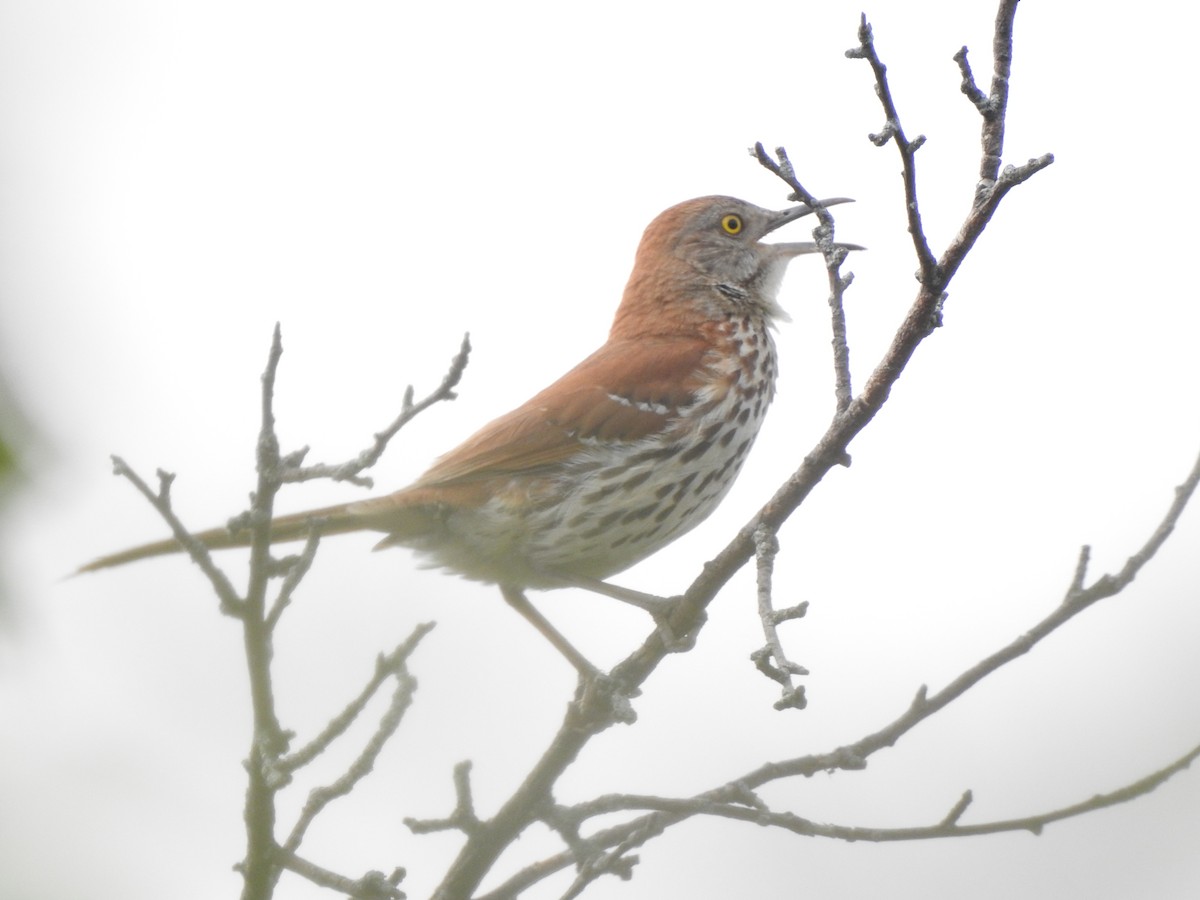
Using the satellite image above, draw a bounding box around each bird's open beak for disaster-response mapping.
[762,198,863,257]
[764,197,853,235]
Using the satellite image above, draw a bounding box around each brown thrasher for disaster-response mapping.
[81,195,855,674]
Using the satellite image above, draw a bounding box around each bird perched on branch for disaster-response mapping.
[81,195,858,675]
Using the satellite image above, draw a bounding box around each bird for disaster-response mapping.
[80,195,857,675]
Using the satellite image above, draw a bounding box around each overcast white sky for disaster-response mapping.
[1,2,1198,898]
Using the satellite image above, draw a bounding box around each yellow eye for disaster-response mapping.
[720,214,743,235]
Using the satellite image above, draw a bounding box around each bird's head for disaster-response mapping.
[613,195,857,336]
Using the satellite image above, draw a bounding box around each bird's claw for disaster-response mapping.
[651,598,705,653]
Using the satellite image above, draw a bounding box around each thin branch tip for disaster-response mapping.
[941,790,974,826]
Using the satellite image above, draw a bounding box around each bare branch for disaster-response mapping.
[274,849,406,900]
[264,527,322,630]
[979,0,1020,185]
[572,740,1200,841]
[939,790,974,827]
[405,761,483,836]
[100,321,468,899]
[108,457,244,615]
[752,142,856,410]
[239,324,295,900]
[750,524,808,710]
[1067,544,1091,596]
[279,333,472,489]
[242,323,290,752]
[846,14,937,280]
[283,659,422,853]
[491,739,1199,897]
[276,623,434,777]
[952,46,992,114]
[825,265,855,414]
[555,830,643,900]
[1066,445,1200,609]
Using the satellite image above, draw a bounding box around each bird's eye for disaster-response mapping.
[720,214,743,235]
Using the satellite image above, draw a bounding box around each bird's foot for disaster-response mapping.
[574,672,639,724]
[548,575,707,655]
[650,600,706,654]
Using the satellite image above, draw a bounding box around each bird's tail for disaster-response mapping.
[75,501,373,575]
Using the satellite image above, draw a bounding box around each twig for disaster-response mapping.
[555,830,644,900]
[553,740,1200,841]
[405,760,483,836]
[1064,445,1200,610]
[279,334,471,488]
[488,734,1200,896]
[979,0,1019,186]
[274,849,406,900]
[264,527,322,630]
[276,623,435,776]
[952,47,992,114]
[241,326,290,754]
[108,458,244,615]
[752,142,856,410]
[1067,544,1091,596]
[846,15,937,281]
[283,663,421,853]
[940,790,974,827]
[749,524,808,710]
[240,324,292,900]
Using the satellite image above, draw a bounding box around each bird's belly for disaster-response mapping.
[419,383,771,587]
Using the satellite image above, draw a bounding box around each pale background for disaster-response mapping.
[1,2,1198,898]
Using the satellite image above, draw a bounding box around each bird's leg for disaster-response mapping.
[551,575,700,653]
[499,585,602,679]
[549,574,675,614]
